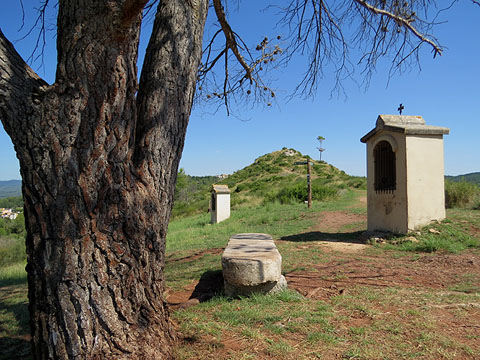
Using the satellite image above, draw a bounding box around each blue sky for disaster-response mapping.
[1,1,479,180]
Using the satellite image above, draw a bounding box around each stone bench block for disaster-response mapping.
[222,233,287,296]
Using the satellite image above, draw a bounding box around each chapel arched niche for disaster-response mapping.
[373,140,396,193]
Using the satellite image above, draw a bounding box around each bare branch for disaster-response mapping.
[199,0,470,113]
[212,0,252,79]
[18,0,27,32]
[197,0,281,113]
[277,0,352,97]
[16,0,51,69]
[354,0,443,57]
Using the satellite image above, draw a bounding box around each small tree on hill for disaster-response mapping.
[317,136,326,161]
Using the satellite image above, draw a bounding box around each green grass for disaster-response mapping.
[165,190,364,289]
[166,190,480,359]
[0,262,30,360]
[0,262,27,287]
[380,209,480,253]
[175,283,480,359]
[166,196,359,254]
[175,289,342,357]
[0,236,27,268]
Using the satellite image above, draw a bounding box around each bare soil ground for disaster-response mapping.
[166,207,480,359]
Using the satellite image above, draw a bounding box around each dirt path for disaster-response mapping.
[301,209,368,253]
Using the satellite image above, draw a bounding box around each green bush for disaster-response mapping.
[235,183,248,193]
[445,180,480,209]
[0,196,23,209]
[346,177,367,189]
[0,235,26,267]
[273,157,289,167]
[172,198,210,219]
[264,183,338,204]
[0,214,26,237]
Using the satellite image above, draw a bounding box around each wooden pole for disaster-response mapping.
[307,160,312,209]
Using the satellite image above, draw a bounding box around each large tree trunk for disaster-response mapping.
[0,0,208,358]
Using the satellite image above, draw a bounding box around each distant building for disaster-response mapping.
[217,174,229,180]
[0,208,18,220]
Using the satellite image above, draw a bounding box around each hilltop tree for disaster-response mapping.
[317,136,326,161]
[0,0,473,358]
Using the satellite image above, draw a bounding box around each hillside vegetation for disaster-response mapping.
[0,196,23,210]
[0,214,26,268]
[0,180,22,198]
[172,148,366,218]
[172,170,219,218]
[445,180,480,209]
[446,172,480,185]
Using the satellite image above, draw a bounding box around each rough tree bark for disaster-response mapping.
[0,0,208,358]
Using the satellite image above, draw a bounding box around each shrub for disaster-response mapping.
[235,183,248,193]
[346,177,367,189]
[172,199,209,219]
[0,196,24,209]
[445,180,480,209]
[0,235,26,267]
[264,183,338,204]
[231,196,248,209]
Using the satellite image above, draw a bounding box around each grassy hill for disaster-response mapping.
[0,180,21,198]
[221,148,365,201]
[446,172,480,186]
[172,148,365,218]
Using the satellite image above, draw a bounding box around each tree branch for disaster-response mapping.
[134,0,209,185]
[0,28,48,143]
[121,0,149,28]
[197,0,281,114]
[354,0,443,57]
[212,0,252,80]
[18,1,49,70]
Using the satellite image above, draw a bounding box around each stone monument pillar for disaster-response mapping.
[210,184,231,224]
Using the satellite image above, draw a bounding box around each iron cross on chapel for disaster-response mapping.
[398,103,404,115]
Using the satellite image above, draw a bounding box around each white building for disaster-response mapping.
[1,208,18,220]
[361,115,449,234]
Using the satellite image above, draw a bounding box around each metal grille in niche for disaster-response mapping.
[374,141,396,193]
[211,193,216,211]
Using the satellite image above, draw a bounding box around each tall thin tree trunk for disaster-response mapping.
[0,0,208,358]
